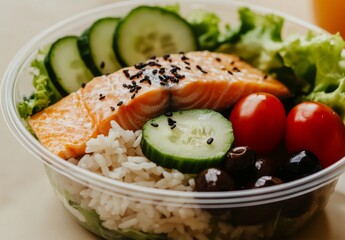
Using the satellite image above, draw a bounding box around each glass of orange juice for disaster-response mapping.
[313,0,345,38]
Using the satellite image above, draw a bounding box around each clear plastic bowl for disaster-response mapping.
[2,0,345,239]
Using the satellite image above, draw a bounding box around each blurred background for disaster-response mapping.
[0,0,344,239]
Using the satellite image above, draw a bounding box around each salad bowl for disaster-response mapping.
[2,0,345,239]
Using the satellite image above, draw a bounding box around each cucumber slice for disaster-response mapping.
[78,17,122,76]
[141,109,234,173]
[114,6,198,66]
[44,36,94,96]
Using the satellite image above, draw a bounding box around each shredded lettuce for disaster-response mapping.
[17,48,62,119]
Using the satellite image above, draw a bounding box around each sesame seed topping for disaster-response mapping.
[134,62,147,69]
[110,106,115,111]
[215,57,221,62]
[159,68,165,74]
[207,138,214,144]
[167,118,176,126]
[151,122,159,127]
[196,65,208,74]
[100,61,105,69]
[131,93,136,99]
[81,83,86,88]
[181,55,189,61]
[185,66,191,70]
[164,112,173,117]
[117,101,123,106]
[170,124,176,129]
[163,54,170,60]
[152,69,158,74]
[99,94,105,100]
[263,75,268,80]
[227,70,233,75]
[233,67,241,72]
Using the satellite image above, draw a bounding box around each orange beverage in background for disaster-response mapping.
[313,0,345,38]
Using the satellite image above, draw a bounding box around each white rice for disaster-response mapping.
[69,120,212,239]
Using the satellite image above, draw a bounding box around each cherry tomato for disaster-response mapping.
[229,93,286,154]
[285,102,345,168]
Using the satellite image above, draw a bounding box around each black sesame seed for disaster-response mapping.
[170,64,181,70]
[151,122,159,127]
[152,69,158,74]
[117,101,123,106]
[100,61,105,69]
[110,106,115,111]
[263,75,268,80]
[123,84,128,88]
[99,94,105,100]
[181,55,189,61]
[184,61,190,65]
[207,138,214,144]
[227,70,233,75]
[160,82,166,86]
[167,118,176,126]
[164,112,173,117]
[159,68,165,74]
[196,65,208,74]
[163,54,170,60]
[170,124,176,129]
[81,83,86,88]
[185,66,191,70]
[233,67,241,72]
[230,61,235,65]
[131,93,136,99]
[150,56,157,60]
[134,62,147,69]
[215,57,221,62]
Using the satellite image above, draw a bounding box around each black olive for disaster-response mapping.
[255,156,278,178]
[250,176,283,188]
[278,150,323,182]
[195,168,236,192]
[223,146,257,187]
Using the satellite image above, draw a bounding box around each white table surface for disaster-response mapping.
[1,0,344,239]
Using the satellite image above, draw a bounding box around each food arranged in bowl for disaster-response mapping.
[3,0,345,239]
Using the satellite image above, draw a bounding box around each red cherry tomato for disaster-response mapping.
[285,102,345,168]
[229,93,286,154]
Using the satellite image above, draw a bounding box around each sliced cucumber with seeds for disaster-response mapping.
[44,36,94,96]
[114,6,198,66]
[78,17,122,76]
[141,109,234,173]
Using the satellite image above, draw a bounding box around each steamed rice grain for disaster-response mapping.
[70,120,211,239]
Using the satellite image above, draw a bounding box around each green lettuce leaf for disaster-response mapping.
[217,7,284,72]
[279,32,345,93]
[187,9,221,50]
[17,48,62,119]
[304,78,345,122]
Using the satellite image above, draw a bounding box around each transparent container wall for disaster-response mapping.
[45,165,337,240]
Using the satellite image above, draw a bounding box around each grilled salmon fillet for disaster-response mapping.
[28,51,290,159]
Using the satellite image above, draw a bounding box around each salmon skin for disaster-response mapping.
[28,51,290,159]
